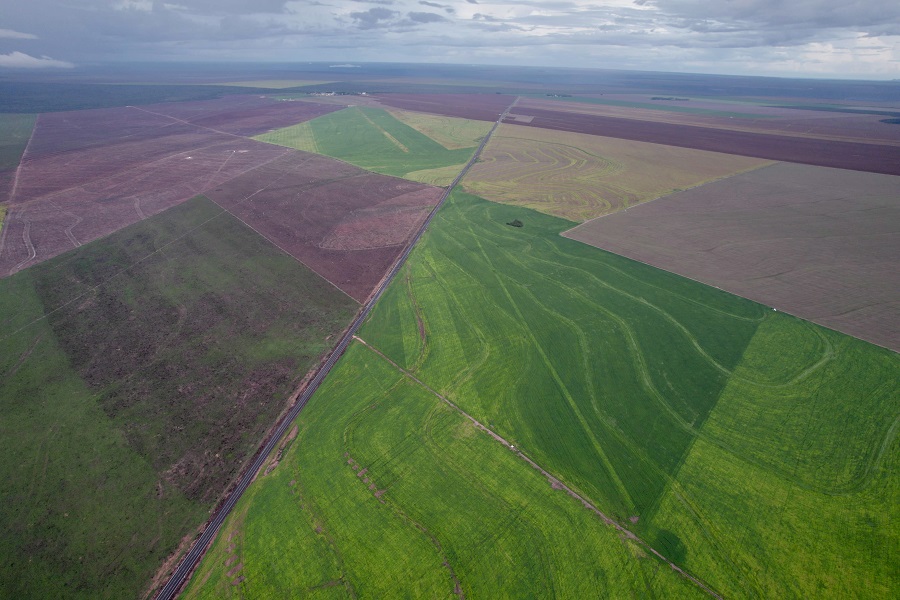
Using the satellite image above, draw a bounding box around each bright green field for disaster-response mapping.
[253,107,480,185]
[185,191,899,597]
[0,197,358,599]
[183,340,704,599]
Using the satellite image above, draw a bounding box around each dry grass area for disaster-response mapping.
[463,124,770,222]
[386,109,492,149]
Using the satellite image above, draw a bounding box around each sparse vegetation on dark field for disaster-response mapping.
[0,196,357,598]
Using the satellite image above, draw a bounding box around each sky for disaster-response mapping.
[1,1,898,79]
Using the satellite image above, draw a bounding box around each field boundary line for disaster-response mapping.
[7,112,39,204]
[151,96,520,600]
[353,335,723,600]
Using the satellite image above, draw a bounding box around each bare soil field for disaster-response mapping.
[0,96,345,277]
[373,93,515,122]
[505,106,900,175]
[565,162,900,350]
[138,95,342,136]
[205,152,443,302]
[519,96,900,145]
[463,124,770,221]
[1,137,291,276]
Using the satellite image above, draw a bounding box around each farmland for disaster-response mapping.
[565,162,900,351]
[0,113,35,200]
[504,105,900,175]
[373,93,517,122]
[184,190,899,597]
[254,106,484,185]
[181,340,704,600]
[0,96,350,277]
[0,195,358,599]
[464,124,770,221]
[204,151,444,302]
[518,95,900,145]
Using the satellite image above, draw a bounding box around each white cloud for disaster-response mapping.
[112,0,154,11]
[0,51,75,68]
[0,28,38,40]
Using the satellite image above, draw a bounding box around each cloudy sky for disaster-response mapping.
[2,1,898,78]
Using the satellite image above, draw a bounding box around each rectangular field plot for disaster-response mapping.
[565,162,900,350]
[518,95,900,146]
[254,106,485,186]
[205,151,444,302]
[373,93,516,122]
[463,124,770,221]
[0,197,358,599]
[506,104,900,176]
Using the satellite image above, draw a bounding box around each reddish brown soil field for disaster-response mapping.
[373,93,515,122]
[138,95,342,136]
[205,152,443,302]
[0,96,344,277]
[505,106,900,175]
[565,162,900,351]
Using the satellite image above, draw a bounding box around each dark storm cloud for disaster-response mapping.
[419,0,454,13]
[349,6,400,29]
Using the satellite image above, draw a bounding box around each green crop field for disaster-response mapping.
[186,191,897,598]
[0,196,358,599]
[254,107,481,185]
[0,113,36,171]
[183,340,704,599]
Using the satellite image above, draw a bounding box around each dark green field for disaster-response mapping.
[0,196,357,598]
[254,106,481,185]
[183,191,900,597]
[0,113,36,203]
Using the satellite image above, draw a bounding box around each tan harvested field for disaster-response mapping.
[565,162,900,350]
[463,124,771,221]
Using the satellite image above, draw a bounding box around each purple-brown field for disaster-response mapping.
[206,152,443,302]
[0,98,344,277]
[564,162,900,350]
[137,95,342,136]
[506,105,900,175]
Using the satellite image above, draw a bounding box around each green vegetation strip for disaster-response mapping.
[254,107,480,185]
[0,196,357,599]
[185,191,898,597]
[0,113,36,171]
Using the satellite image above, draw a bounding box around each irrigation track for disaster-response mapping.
[353,335,723,598]
[153,98,518,600]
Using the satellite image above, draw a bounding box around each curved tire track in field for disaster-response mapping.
[355,335,722,600]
